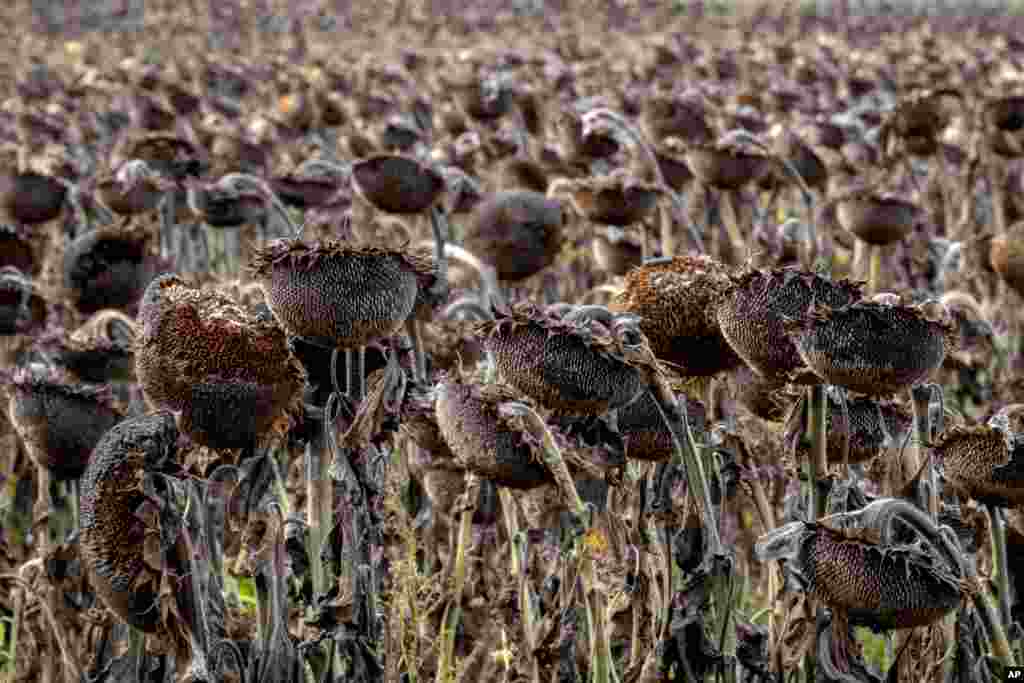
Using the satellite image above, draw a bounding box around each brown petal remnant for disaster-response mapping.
[611,254,742,377]
[0,169,66,225]
[786,297,956,396]
[474,302,649,416]
[135,274,304,449]
[463,190,565,282]
[249,238,431,349]
[933,407,1024,507]
[435,374,548,489]
[716,267,864,385]
[836,193,919,246]
[351,154,445,215]
[784,391,911,465]
[79,410,180,632]
[62,224,158,315]
[5,365,123,480]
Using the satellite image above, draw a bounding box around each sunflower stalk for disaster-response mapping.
[581,108,701,255]
[436,473,480,683]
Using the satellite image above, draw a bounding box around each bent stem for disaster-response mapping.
[581,108,702,255]
[218,172,298,239]
[435,473,480,683]
[1,573,84,681]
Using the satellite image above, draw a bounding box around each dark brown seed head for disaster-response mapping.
[788,298,956,396]
[0,170,66,225]
[716,268,864,384]
[249,238,427,348]
[475,302,648,416]
[556,108,619,165]
[771,128,828,192]
[497,157,550,194]
[79,411,179,632]
[0,267,46,336]
[435,375,549,489]
[798,522,963,630]
[463,190,565,282]
[184,178,266,228]
[785,392,911,465]
[641,91,714,145]
[611,254,742,377]
[96,160,170,216]
[112,132,205,181]
[62,225,157,315]
[685,142,771,190]
[270,172,341,210]
[653,145,695,192]
[933,418,1024,507]
[618,388,707,462]
[985,95,1024,157]
[5,365,123,479]
[556,173,660,227]
[135,274,304,448]
[836,193,919,246]
[351,155,445,215]
[0,223,36,273]
[881,88,961,158]
[36,310,136,383]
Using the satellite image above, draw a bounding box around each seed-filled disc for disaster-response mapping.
[476,302,647,416]
[717,268,863,384]
[611,254,741,377]
[788,300,955,396]
[250,239,428,349]
[435,375,548,489]
[63,225,157,315]
[464,190,565,282]
[136,274,304,449]
[933,423,1024,508]
[798,523,962,631]
[80,411,179,632]
[6,366,123,479]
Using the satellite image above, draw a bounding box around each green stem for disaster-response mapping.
[805,384,828,683]
[306,422,331,598]
[435,474,479,683]
[867,244,883,295]
[991,505,1013,635]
